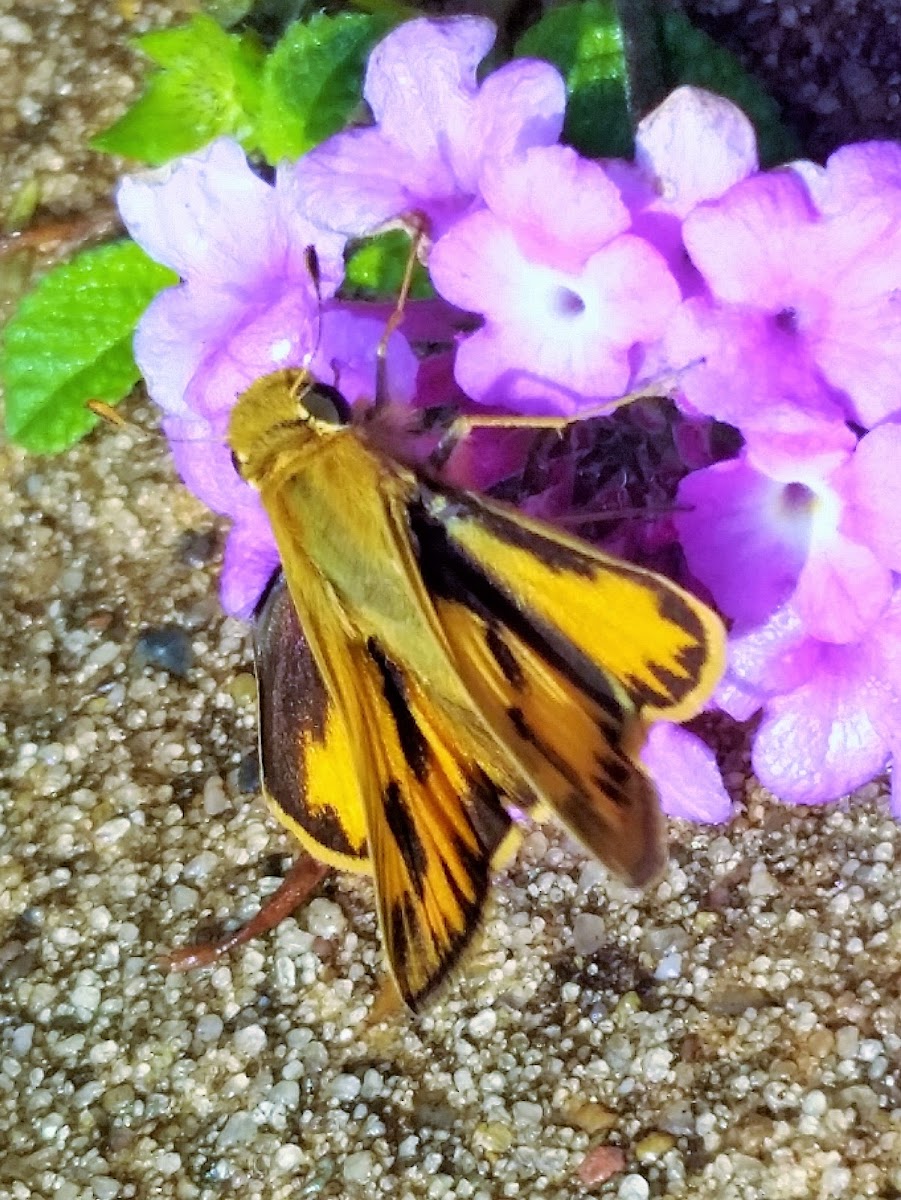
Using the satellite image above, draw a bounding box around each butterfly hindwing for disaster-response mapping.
[254,572,370,872]
[267,547,519,1011]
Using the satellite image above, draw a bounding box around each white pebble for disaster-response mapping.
[269,1080,300,1109]
[233,1024,267,1057]
[195,1014,224,1043]
[343,1150,374,1182]
[0,16,33,42]
[578,861,606,891]
[747,863,779,897]
[203,775,230,816]
[11,1025,34,1055]
[183,851,218,881]
[618,1175,650,1200]
[275,1144,305,1171]
[328,1073,362,1102]
[467,1009,497,1039]
[361,1068,384,1100]
[820,1165,852,1197]
[304,898,346,937]
[71,984,101,1016]
[573,912,606,955]
[654,952,682,981]
[835,1026,859,1060]
[801,1090,828,1117]
[217,1112,257,1147]
[641,1048,673,1083]
[512,1100,543,1126]
[95,817,132,845]
[91,1178,121,1200]
[168,885,198,914]
[155,1151,181,1177]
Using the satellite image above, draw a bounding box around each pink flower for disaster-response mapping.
[290,16,566,240]
[719,593,901,813]
[677,419,901,643]
[429,145,681,412]
[666,150,901,431]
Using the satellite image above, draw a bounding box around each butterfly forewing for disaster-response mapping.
[350,638,518,1010]
[408,494,665,885]
[418,487,724,722]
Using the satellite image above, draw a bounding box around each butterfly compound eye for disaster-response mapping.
[303,383,351,427]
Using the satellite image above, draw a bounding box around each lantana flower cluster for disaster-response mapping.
[117,16,901,823]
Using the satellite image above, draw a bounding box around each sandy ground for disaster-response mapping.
[1,2,900,1198]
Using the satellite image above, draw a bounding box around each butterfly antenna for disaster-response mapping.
[373,216,426,410]
[304,245,324,372]
[87,399,128,428]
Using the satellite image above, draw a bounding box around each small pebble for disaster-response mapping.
[468,1009,497,1039]
[304,898,346,938]
[747,863,780,898]
[654,952,682,981]
[237,752,261,794]
[836,1026,860,1060]
[568,1102,618,1134]
[275,1145,305,1172]
[328,1073,362,1102]
[634,1132,675,1161]
[641,1049,673,1083]
[343,1151,374,1183]
[70,984,101,1016]
[233,1024,267,1057]
[133,626,193,677]
[195,1014,223,1043]
[203,776,230,816]
[577,1145,626,1186]
[216,1112,257,1148]
[512,1100,543,1126]
[617,1175,650,1200]
[573,912,607,955]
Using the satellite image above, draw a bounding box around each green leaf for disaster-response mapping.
[659,11,800,166]
[344,230,433,301]
[515,1,633,159]
[91,14,265,165]
[255,12,393,163]
[517,2,798,166]
[1,241,177,454]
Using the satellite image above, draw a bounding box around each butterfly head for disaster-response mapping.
[228,368,352,485]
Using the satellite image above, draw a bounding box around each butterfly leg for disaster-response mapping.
[425,365,707,471]
[428,411,575,472]
[373,215,428,409]
[160,853,329,972]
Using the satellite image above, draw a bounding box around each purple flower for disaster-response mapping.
[677,419,901,643]
[290,16,566,240]
[118,138,347,423]
[718,593,901,813]
[642,723,734,824]
[605,86,758,291]
[118,138,417,617]
[429,145,681,413]
[666,149,901,431]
